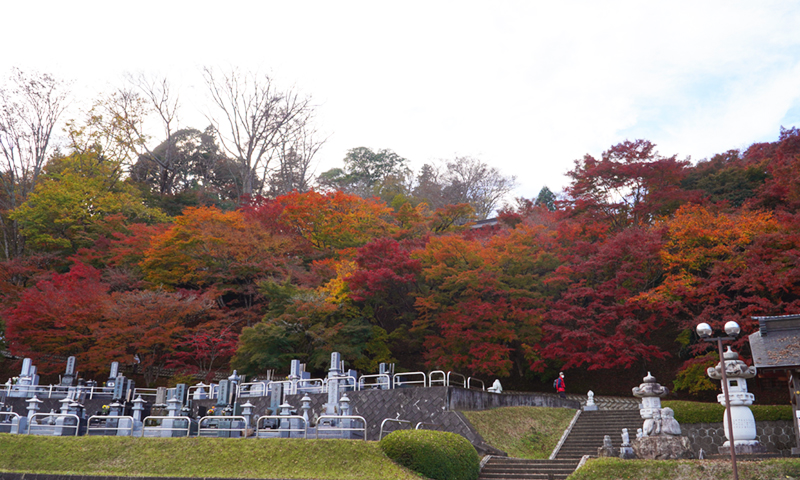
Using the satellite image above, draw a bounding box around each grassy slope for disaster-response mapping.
[567,458,800,480]
[0,434,424,480]
[461,406,576,459]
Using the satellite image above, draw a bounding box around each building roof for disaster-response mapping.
[748,314,800,370]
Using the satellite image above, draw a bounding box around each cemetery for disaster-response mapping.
[1,318,800,480]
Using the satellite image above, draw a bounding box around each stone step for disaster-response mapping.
[485,459,578,466]
[479,457,579,480]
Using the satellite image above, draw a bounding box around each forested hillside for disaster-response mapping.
[1,69,798,398]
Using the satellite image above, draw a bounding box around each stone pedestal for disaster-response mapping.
[718,443,767,455]
[632,436,694,460]
[597,435,616,457]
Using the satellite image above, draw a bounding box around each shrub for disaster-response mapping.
[380,430,480,480]
[664,400,793,423]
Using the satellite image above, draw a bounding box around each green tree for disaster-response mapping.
[11,152,168,254]
[318,147,411,202]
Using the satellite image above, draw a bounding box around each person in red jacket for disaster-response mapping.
[555,372,566,399]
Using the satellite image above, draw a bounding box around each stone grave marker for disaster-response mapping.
[61,357,76,386]
[112,376,125,401]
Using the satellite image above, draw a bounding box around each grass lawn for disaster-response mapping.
[0,434,425,479]
[461,406,576,459]
[567,457,800,480]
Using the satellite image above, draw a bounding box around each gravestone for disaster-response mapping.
[125,379,135,402]
[173,384,187,406]
[61,357,76,387]
[289,360,301,394]
[10,358,37,398]
[107,362,119,388]
[269,381,283,415]
[154,387,168,406]
[379,363,394,389]
[112,376,125,401]
[217,380,231,406]
[325,352,342,415]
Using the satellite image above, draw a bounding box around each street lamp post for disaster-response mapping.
[696,321,740,480]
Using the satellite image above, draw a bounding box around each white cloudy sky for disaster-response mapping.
[3,1,800,201]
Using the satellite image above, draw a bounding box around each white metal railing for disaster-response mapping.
[379,418,411,440]
[467,377,485,390]
[132,388,158,401]
[415,422,440,430]
[266,380,291,401]
[237,381,268,398]
[188,384,217,401]
[295,378,325,394]
[315,415,367,440]
[85,385,115,400]
[0,411,20,423]
[447,372,466,388]
[324,375,358,392]
[26,413,80,436]
[393,372,427,388]
[358,373,391,390]
[256,415,307,438]
[428,370,446,386]
[87,415,135,436]
[198,415,248,438]
[141,416,192,437]
[1,384,73,399]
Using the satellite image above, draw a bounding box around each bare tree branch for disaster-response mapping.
[0,69,69,257]
[203,66,314,198]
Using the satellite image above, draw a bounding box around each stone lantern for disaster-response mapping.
[707,346,766,454]
[631,372,692,459]
[632,372,668,435]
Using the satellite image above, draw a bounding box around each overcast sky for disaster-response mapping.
[3,1,800,202]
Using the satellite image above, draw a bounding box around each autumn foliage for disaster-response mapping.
[4,130,800,397]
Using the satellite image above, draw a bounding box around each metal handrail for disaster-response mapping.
[358,373,391,390]
[87,415,135,436]
[447,372,466,388]
[0,411,20,423]
[295,378,325,394]
[323,375,358,392]
[393,372,427,388]
[141,415,192,437]
[86,386,115,400]
[198,415,248,438]
[415,422,441,430]
[132,388,158,401]
[315,415,367,440]
[379,418,411,440]
[467,377,485,390]
[267,380,292,399]
[428,370,446,386]
[26,413,80,436]
[255,415,307,438]
[237,381,268,398]
[188,384,215,400]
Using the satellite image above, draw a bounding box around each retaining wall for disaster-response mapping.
[682,420,796,456]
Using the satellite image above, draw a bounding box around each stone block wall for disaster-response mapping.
[448,388,580,411]
[682,421,796,456]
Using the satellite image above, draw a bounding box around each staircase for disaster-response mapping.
[477,408,644,480]
[554,409,642,460]
[479,457,579,480]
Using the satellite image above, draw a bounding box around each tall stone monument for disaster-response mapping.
[631,372,693,459]
[707,346,766,454]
